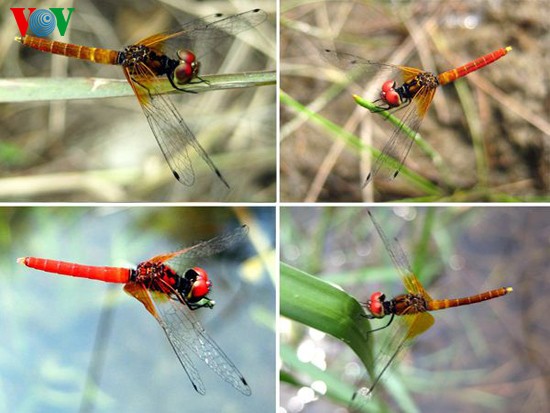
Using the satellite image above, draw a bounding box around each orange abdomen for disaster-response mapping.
[19,257,131,283]
[438,47,512,86]
[17,35,119,65]
[427,286,513,311]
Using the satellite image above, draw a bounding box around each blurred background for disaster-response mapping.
[280,206,549,412]
[0,0,276,201]
[0,206,276,412]
[281,0,548,201]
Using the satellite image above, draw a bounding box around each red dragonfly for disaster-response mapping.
[18,225,251,396]
[16,9,267,188]
[323,46,512,186]
[350,211,512,409]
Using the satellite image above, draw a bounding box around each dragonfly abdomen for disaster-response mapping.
[427,286,513,311]
[18,257,131,283]
[16,35,119,65]
[438,46,512,86]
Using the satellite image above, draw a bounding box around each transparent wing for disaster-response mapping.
[322,49,423,82]
[350,311,434,411]
[138,9,267,62]
[363,85,436,186]
[351,213,436,409]
[368,211,433,299]
[124,282,206,394]
[122,65,229,188]
[146,225,248,274]
[124,282,251,395]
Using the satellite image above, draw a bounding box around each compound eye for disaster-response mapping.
[184,268,198,281]
[190,278,210,299]
[174,61,196,84]
[187,267,211,299]
[383,90,402,107]
[381,80,396,92]
[185,267,209,282]
[177,49,195,64]
[380,80,401,107]
[367,291,386,318]
[174,50,199,84]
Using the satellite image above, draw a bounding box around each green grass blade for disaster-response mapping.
[280,90,441,195]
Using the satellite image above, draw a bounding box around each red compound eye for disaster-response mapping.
[189,267,211,299]
[380,80,401,107]
[368,291,385,317]
[177,49,196,64]
[174,50,199,84]
[174,62,195,84]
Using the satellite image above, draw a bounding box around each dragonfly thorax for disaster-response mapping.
[407,71,439,96]
[118,44,184,83]
[132,261,179,289]
[131,263,212,304]
[380,72,440,109]
[367,291,431,319]
[119,44,154,67]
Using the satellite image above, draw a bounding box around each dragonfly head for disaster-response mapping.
[175,49,200,84]
[366,291,387,318]
[380,80,401,107]
[184,267,212,302]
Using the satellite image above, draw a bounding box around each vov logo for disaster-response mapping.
[11,8,75,37]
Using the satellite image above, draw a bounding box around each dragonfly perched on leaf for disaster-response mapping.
[349,211,512,410]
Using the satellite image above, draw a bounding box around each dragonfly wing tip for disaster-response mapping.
[363,173,373,187]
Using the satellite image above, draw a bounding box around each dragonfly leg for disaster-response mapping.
[363,313,395,334]
[369,98,412,114]
[167,73,198,94]
[191,75,209,85]
[368,98,390,113]
[130,76,156,99]
[184,75,211,89]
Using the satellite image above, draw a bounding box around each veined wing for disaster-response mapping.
[367,211,433,299]
[124,282,206,394]
[323,49,423,81]
[363,85,436,186]
[161,225,248,273]
[352,213,436,409]
[137,9,267,58]
[122,63,229,187]
[124,282,251,395]
[143,226,248,272]
[351,311,434,411]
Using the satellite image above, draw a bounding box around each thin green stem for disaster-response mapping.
[281,90,441,195]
